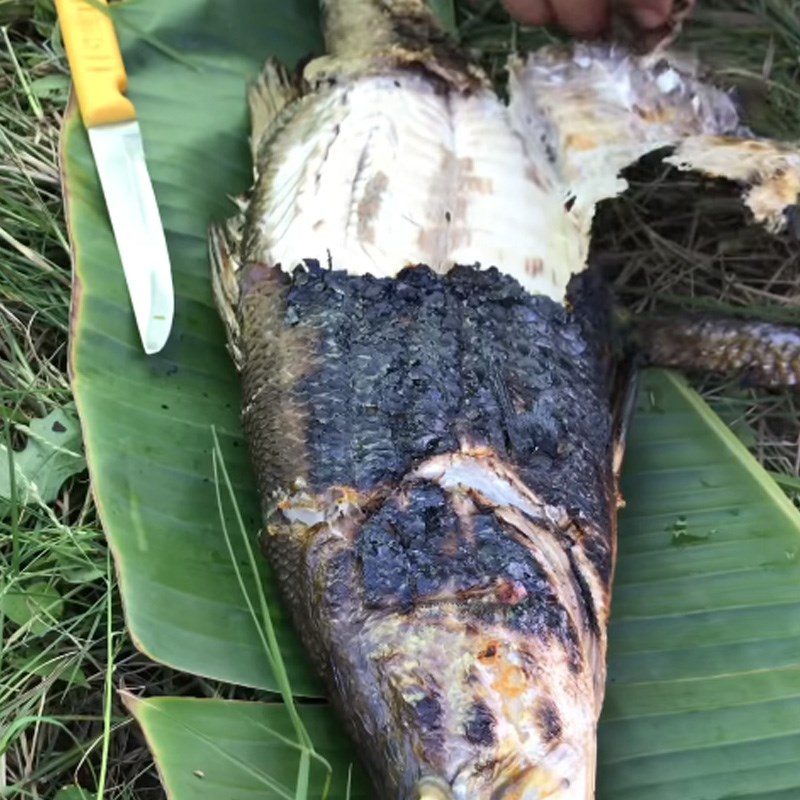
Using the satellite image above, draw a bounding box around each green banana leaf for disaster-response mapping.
[599,371,800,799]
[123,371,800,799]
[64,0,323,694]
[123,695,370,799]
[62,0,800,797]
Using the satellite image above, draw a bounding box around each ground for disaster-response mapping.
[0,1,798,797]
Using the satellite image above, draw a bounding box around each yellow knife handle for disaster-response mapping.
[55,0,136,127]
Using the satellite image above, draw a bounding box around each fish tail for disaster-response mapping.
[314,0,486,90]
[322,0,444,55]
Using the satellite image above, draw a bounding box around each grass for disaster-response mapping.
[0,0,798,798]
[0,5,245,798]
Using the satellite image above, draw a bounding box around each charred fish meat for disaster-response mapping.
[211,2,800,797]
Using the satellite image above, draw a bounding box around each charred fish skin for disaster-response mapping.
[243,262,616,798]
[210,1,800,797]
[634,315,800,389]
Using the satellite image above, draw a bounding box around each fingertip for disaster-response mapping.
[502,0,555,26]
[551,0,611,38]
[629,0,674,29]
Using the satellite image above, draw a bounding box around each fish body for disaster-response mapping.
[211,3,800,797]
[236,260,615,798]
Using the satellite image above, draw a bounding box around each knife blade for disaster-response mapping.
[56,0,174,355]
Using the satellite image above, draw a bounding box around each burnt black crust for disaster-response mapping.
[465,701,496,747]
[282,262,614,532]
[537,699,563,744]
[356,482,581,665]
[565,545,600,635]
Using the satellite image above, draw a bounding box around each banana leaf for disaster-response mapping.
[123,694,371,799]
[120,371,800,799]
[62,0,800,797]
[64,0,323,694]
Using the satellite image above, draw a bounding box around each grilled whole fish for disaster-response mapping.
[211,2,800,797]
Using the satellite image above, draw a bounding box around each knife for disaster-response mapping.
[56,0,174,355]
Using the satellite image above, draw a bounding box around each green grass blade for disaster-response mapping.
[210,427,328,789]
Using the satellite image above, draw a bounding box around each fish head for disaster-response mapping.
[359,603,599,800]
[277,468,607,799]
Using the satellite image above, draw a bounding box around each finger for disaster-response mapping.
[502,0,556,26]
[550,0,611,37]
[628,0,674,29]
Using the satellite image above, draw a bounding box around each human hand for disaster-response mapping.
[502,0,676,38]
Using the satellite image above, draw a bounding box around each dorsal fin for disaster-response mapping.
[209,213,245,369]
[248,59,304,162]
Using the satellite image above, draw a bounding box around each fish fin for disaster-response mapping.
[248,60,304,162]
[209,212,245,369]
[665,135,800,234]
[634,315,800,389]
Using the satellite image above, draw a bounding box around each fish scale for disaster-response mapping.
[209,1,800,797]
